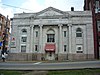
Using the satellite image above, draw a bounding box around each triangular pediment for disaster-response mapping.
[36,7,66,16]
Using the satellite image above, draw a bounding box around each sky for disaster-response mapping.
[0,0,84,18]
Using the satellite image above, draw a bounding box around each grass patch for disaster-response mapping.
[48,69,100,75]
[0,69,100,75]
[0,70,28,75]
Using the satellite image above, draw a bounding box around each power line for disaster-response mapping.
[0,2,33,11]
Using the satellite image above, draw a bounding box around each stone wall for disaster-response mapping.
[68,53,94,60]
[7,53,45,61]
[7,53,94,61]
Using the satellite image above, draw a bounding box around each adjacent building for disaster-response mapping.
[10,7,94,61]
[84,0,100,59]
[0,14,10,54]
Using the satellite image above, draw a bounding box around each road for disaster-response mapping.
[0,61,100,70]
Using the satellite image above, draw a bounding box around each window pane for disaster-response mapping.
[35,45,38,51]
[21,46,26,52]
[47,34,55,42]
[22,29,27,33]
[64,45,67,52]
[36,31,38,37]
[76,28,82,32]
[76,33,82,37]
[21,37,27,42]
[64,31,66,37]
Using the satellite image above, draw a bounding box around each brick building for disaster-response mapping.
[84,0,100,59]
[0,14,10,54]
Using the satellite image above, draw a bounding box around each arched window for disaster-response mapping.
[47,29,55,42]
[76,28,82,37]
[21,29,27,34]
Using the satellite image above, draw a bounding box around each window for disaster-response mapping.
[22,29,27,34]
[36,31,38,37]
[95,1,100,9]
[97,21,100,31]
[64,45,67,52]
[95,1,100,13]
[76,45,83,53]
[64,31,66,37]
[47,34,55,42]
[76,28,82,37]
[21,37,27,42]
[35,45,38,51]
[21,46,26,52]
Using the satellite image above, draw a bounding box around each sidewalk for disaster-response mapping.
[0,59,98,63]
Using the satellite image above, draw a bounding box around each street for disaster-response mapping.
[0,60,100,70]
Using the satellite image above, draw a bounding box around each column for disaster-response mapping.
[30,25,34,52]
[39,25,43,53]
[68,24,72,53]
[59,24,63,53]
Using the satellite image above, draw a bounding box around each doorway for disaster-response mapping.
[46,52,55,60]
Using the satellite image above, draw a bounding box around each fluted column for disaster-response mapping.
[39,25,43,53]
[59,24,63,53]
[68,24,72,53]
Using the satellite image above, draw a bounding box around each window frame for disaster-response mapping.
[76,28,82,37]
[36,31,38,37]
[21,37,27,42]
[64,31,66,37]
[47,34,55,42]
[22,29,27,34]
[64,45,67,52]
[35,45,38,52]
[21,45,26,53]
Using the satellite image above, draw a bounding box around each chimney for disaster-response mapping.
[71,7,74,11]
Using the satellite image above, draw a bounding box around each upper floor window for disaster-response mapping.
[47,29,55,43]
[76,28,82,37]
[22,29,27,34]
[47,34,55,42]
[95,1,100,13]
[36,31,38,37]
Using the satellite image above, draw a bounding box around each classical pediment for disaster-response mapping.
[36,7,66,17]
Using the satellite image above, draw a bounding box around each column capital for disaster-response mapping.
[68,24,72,27]
[39,25,43,27]
[30,25,34,28]
[58,24,63,27]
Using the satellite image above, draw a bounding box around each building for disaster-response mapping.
[0,14,10,54]
[84,0,100,59]
[10,7,94,61]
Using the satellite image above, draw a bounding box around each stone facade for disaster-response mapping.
[10,7,94,61]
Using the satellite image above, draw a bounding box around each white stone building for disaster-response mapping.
[10,7,94,61]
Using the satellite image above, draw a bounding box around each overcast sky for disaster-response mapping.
[0,0,84,18]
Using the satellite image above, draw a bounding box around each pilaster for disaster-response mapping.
[59,24,63,53]
[39,25,43,53]
[30,25,34,53]
[68,24,72,53]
